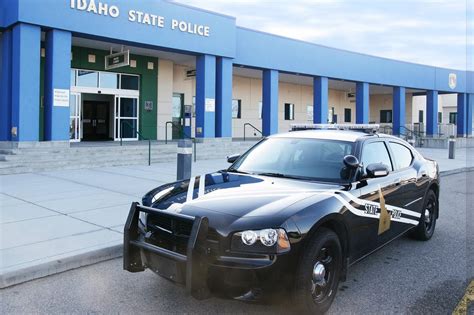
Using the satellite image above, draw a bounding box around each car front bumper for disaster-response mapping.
[123,203,295,299]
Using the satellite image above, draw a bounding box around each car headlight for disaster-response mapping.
[241,230,258,245]
[232,228,291,254]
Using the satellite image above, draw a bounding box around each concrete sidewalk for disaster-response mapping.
[0,159,229,288]
[0,148,471,288]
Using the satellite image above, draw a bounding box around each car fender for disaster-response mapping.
[289,196,350,259]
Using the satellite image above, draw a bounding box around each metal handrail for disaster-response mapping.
[165,121,197,162]
[120,120,151,166]
[243,123,263,141]
[379,125,425,147]
[399,126,425,147]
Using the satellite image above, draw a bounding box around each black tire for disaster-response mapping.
[410,190,438,241]
[293,228,342,314]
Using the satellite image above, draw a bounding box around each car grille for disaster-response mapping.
[146,214,220,255]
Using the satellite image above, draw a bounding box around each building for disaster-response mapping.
[0,0,473,147]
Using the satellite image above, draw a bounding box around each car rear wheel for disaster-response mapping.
[293,228,342,314]
[410,190,438,241]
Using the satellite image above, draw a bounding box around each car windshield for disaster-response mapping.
[229,137,355,183]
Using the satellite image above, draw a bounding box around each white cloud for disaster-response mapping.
[173,0,469,70]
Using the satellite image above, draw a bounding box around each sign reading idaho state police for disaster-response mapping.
[70,0,211,37]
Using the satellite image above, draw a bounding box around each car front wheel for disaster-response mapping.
[410,189,438,241]
[293,228,342,314]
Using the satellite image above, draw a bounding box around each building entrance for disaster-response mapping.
[82,101,111,141]
[69,69,140,142]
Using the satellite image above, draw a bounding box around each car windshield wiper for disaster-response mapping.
[256,172,307,180]
[226,168,252,175]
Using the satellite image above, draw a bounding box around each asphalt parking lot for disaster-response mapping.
[2,171,472,314]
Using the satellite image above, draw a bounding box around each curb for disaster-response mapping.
[0,244,122,289]
[440,167,474,177]
[1,167,471,289]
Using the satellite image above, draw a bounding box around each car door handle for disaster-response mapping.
[393,178,401,186]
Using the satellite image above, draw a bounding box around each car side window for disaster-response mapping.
[389,142,413,170]
[361,141,393,171]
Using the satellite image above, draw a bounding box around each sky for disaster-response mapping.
[173,0,472,71]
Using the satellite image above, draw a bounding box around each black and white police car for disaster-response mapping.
[124,124,439,313]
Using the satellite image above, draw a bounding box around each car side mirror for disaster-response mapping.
[343,155,360,169]
[341,155,360,181]
[366,163,390,178]
[227,154,240,164]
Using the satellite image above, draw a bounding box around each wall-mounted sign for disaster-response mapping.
[105,51,130,70]
[70,1,211,37]
[449,73,457,89]
[144,101,153,112]
[205,98,215,112]
[186,70,196,78]
[53,89,70,107]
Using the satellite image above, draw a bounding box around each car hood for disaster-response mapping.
[145,171,343,219]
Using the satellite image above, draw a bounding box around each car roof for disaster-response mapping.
[269,129,393,142]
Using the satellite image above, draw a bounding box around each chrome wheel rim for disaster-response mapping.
[311,247,334,303]
[424,198,436,234]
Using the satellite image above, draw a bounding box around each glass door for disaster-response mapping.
[114,96,139,141]
[172,93,184,139]
[69,93,81,142]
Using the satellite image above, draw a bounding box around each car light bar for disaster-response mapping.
[290,123,379,133]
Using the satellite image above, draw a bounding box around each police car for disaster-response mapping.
[124,124,439,313]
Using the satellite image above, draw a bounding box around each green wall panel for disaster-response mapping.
[70,46,158,140]
[38,46,158,141]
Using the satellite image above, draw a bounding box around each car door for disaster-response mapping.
[386,141,425,226]
[350,139,402,261]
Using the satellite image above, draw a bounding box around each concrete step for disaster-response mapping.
[0,141,257,175]
[0,146,251,163]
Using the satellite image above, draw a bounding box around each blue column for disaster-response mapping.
[426,90,438,137]
[11,23,41,142]
[313,76,328,124]
[44,29,72,141]
[195,54,216,138]
[262,69,279,136]
[215,57,233,138]
[457,93,467,137]
[392,86,406,136]
[0,30,12,141]
[467,94,473,137]
[356,82,369,124]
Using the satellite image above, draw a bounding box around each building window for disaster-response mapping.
[328,107,335,123]
[70,69,76,87]
[380,110,393,123]
[418,110,424,123]
[232,99,241,119]
[344,108,351,123]
[284,103,295,120]
[100,72,119,89]
[449,112,457,124]
[307,105,313,121]
[120,74,139,90]
[438,112,442,124]
[77,70,98,87]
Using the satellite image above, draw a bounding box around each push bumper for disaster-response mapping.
[123,202,210,299]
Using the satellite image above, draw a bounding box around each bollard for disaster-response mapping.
[177,139,192,180]
[448,138,456,159]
